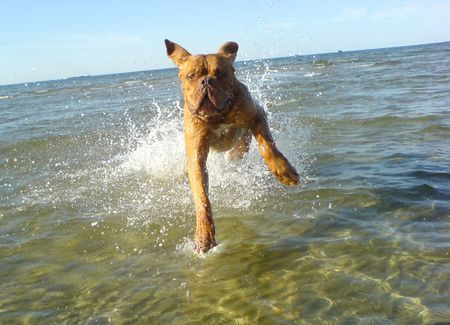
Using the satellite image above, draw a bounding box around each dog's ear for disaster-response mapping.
[218,42,238,62]
[165,39,191,67]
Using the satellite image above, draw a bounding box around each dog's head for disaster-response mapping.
[165,39,238,121]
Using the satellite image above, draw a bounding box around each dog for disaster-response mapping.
[165,39,299,253]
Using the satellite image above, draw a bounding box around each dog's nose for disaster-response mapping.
[200,77,212,86]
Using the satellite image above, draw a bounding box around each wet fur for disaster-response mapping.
[165,40,299,252]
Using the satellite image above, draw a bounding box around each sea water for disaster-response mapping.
[0,42,449,323]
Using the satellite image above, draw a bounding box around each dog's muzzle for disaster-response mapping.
[188,85,233,122]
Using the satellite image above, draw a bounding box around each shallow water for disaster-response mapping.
[1,42,449,323]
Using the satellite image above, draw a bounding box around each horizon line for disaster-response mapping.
[1,40,449,88]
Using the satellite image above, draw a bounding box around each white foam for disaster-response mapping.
[304,72,321,78]
[175,237,227,258]
[120,118,185,178]
[118,111,275,212]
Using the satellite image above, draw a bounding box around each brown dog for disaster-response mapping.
[165,39,299,253]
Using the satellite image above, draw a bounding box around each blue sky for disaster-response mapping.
[1,0,449,85]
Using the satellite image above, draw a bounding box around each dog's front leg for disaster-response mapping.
[251,109,299,186]
[185,128,216,253]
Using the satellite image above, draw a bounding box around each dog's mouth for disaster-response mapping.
[199,95,216,112]
[189,92,233,121]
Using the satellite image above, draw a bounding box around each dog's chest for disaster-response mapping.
[210,123,236,137]
[208,123,243,152]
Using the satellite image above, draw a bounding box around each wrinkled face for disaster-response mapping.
[165,40,238,120]
[179,55,235,118]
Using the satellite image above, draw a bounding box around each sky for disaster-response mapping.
[1,0,449,85]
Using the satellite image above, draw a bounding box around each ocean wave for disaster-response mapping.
[349,63,376,68]
[376,184,448,204]
[304,72,321,78]
[342,58,365,64]
[312,59,334,67]
[411,169,450,180]
[119,80,147,88]
[27,86,81,96]
[414,124,450,135]
[332,114,440,130]
[372,59,403,67]
[357,115,439,127]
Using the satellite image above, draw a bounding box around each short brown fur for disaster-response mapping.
[165,40,299,253]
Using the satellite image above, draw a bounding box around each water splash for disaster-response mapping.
[18,59,311,241]
[120,117,185,179]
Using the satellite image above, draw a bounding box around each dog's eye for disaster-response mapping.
[187,72,196,80]
[216,70,227,79]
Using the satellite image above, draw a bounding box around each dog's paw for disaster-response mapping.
[195,217,217,254]
[270,157,299,186]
